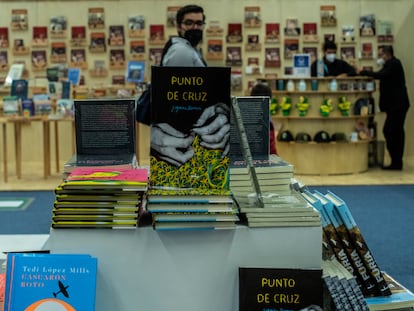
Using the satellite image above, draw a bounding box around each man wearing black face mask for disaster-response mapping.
[161,4,206,66]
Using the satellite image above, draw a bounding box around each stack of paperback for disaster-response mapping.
[230,154,295,200]
[238,190,321,228]
[52,167,148,229]
[301,190,392,298]
[147,188,239,230]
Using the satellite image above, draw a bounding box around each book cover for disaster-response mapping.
[226,46,242,66]
[74,98,136,165]
[125,61,145,83]
[2,96,20,116]
[284,18,300,36]
[230,154,294,174]
[303,22,318,42]
[206,39,223,60]
[70,48,87,68]
[108,25,125,46]
[166,6,180,27]
[50,16,67,38]
[10,79,28,100]
[341,25,355,43]
[51,42,67,63]
[67,67,81,86]
[4,253,97,311]
[265,23,280,43]
[31,50,47,70]
[67,167,148,184]
[130,40,145,60]
[226,23,242,43]
[264,47,281,68]
[153,221,236,230]
[230,96,269,160]
[147,203,234,213]
[88,7,105,29]
[21,98,35,117]
[70,26,87,47]
[360,14,376,37]
[377,20,394,43]
[239,267,323,311]
[302,47,317,63]
[150,66,231,191]
[325,190,391,297]
[149,48,163,65]
[89,32,106,53]
[4,63,24,86]
[244,6,261,28]
[149,24,165,44]
[11,9,28,31]
[109,49,126,69]
[153,212,239,223]
[284,39,299,59]
[320,5,337,27]
[32,26,48,47]
[128,15,145,38]
[340,46,356,66]
[0,27,9,48]
[0,50,8,70]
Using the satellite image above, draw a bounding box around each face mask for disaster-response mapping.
[326,53,336,63]
[184,29,203,46]
[376,58,385,66]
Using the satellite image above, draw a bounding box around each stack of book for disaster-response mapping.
[147,189,239,230]
[52,167,148,229]
[238,190,321,228]
[230,154,295,200]
[302,189,393,299]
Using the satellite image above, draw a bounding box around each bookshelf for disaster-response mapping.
[270,77,376,175]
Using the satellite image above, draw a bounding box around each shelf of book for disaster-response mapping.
[46,225,322,311]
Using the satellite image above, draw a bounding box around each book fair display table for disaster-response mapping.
[46,226,322,311]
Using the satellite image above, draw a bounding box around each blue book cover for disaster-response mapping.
[67,67,81,86]
[125,60,145,83]
[11,79,28,100]
[4,253,97,311]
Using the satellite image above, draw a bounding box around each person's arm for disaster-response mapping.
[360,62,394,79]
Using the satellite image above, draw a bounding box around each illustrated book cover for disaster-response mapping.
[150,66,231,193]
[4,253,97,311]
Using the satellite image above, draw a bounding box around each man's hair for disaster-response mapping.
[176,5,205,25]
[380,45,394,57]
[250,82,272,97]
[323,41,337,51]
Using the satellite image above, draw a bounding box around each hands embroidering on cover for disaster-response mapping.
[151,123,195,167]
[192,102,230,156]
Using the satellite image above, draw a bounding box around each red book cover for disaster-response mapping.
[0,27,9,48]
[32,26,48,46]
[265,23,279,43]
[149,24,165,43]
[227,23,242,43]
[71,26,86,40]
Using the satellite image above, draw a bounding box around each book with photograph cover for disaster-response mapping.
[89,32,106,53]
[226,46,242,66]
[239,267,323,311]
[70,48,87,68]
[31,50,47,70]
[70,26,87,47]
[284,39,299,59]
[130,40,145,60]
[231,70,242,92]
[244,6,261,28]
[361,42,373,59]
[109,49,126,69]
[32,26,48,47]
[265,23,280,43]
[226,23,242,43]
[88,7,105,29]
[342,25,356,43]
[149,24,165,44]
[377,20,394,43]
[264,47,281,68]
[50,16,67,38]
[284,18,300,36]
[51,42,67,63]
[10,79,28,100]
[166,6,180,28]
[150,66,231,192]
[340,46,356,66]
[360,14,376,36]
[108,25,125,46]
[4,253,97,311]
[11,9,28,31]
[205,20,224,37]
[303,22,318,42]
[128,15,145,37]
[0,51,8,70]
[320,5,337,27]
[206,39,223,60]
[125,61,145,83]
[0,27,9,48]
